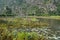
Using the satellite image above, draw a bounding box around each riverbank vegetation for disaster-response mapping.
[27,16,60,20]
[0,18,49,40]
[0,18,49,28]
[0,28,47,40]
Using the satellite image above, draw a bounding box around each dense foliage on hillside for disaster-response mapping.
[0,0,60,16]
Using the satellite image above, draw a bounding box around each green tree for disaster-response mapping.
[53,0,60,15]
[27,6,39,16]
[36,8,46,16]
[5,6,12,15]
[48,10,57,16]
[3,6,16,17]
[56,3,60,15]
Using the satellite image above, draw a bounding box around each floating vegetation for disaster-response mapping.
[0,28,47,40]
[0,18,49,40]
[0,18,49,28]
